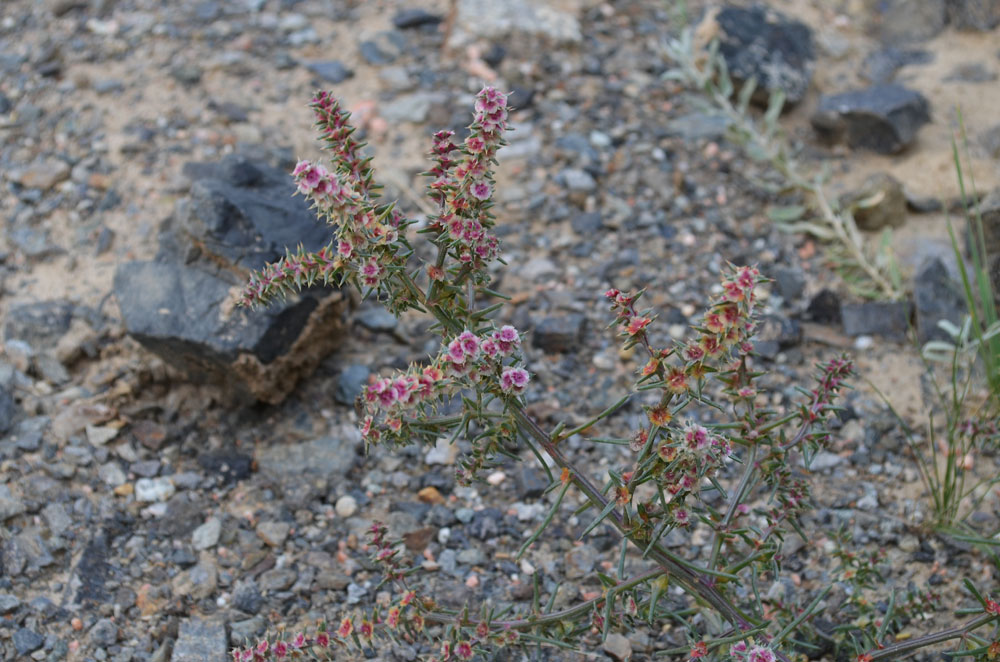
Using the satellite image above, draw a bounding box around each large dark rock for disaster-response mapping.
[841,301,912,340]
[114,152,346,404]
[914,258,967,344]
[532,314,586,353]
[812,84,930,154]
[705,6,814,106]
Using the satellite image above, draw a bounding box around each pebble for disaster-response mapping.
[425,438,458,465]
[11,158,71,190]
[0,594,20,612]
[256,521,290,547]
[809,451,845,471]
[134,477,175,502]
[86,424,120,446]
[171,619,227,662]
[192,517,222,550]
[335,494,358,518]
[603,633,632,661]
[302,60,353,84]
[89,618,118,646]
[13,628,44,656]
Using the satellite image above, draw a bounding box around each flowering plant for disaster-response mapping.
[237,89,1000,661]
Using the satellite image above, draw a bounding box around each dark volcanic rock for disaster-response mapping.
[812,84,930,154]
[807,289,842,324]
[302,60,353,84]
[532,314,586,353]
[862,48,933,84]
[392,8,443,29]
[708,5,814,105]
[948,0,1000,31]
[73,532,112,605]
[3,300,74,350]
[115,153,347,404]
[841,301,912,340]
[914,258,967,344]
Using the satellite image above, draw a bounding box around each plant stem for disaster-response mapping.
[862,613,997,661]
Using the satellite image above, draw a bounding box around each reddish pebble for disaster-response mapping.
[71,617,83,630]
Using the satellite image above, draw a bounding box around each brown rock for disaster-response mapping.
[840,172,907,231]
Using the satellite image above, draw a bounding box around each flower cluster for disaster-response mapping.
[730,640,776,662]
[424,87,509,270]
[683,265,760,364]
[231,626,336,661]
[656,422,733,509]
[360,324,528,446]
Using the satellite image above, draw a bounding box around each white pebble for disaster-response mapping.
[335,495,358,518]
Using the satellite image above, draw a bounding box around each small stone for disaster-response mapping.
[603,633,632,661]
[0,594,20,612]
[192,517,221,550]
[89,618,118,647]
[135,477,175,502]
[355,306,398,332]
[754,315,802,359]
[380,92,439,123]
[559,168,597,192]
[335,364,370,405]
[98,462,127,487]
[914,258,967,344]
[773,266,806,301]
[392,8,442,29]
[807,289,842,324]
[809,451,845,471]
[170,64,203,86]
[840,172,907,231]
[42,503,72,535]
[256,521,290,547]
[0,484,26,522]
[417,486,446,504]
[13,628,44,656]
[514,466,547,499]
[571,212,603,235]
[532,314,586,353]
[425,438,458,466]
[86,424,120,446]
[812,84,930,154]
[841,301,911,340]
[172,558,218,600]
[260,568,296,591]
[944,62,997,83]
[302,60,353,84]
[862,47,934,84]
[948,0,1000,31]
[171,619,227,662]
[565,545,598,578]
[335,495,358,518]
[231,580,263,615]
[10,158,71,191]
[873,0,947,43]
[980,123,1000,159]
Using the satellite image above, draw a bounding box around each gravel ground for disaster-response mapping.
[1,1,999,661]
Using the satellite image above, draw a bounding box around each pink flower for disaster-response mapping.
[470,180,491,201]
[456,641,474,659]
[291,633,306,649]
[465,135,485,154]
[292,160,310,176]
[481,339,499,358]
[497,325,519,343]
[458,330,480,357]
[747,645,775,662]
[674,508,690,526]
[273,641,288,659]
[500,367,530,393]
[315,631,330,647]
[337,240,353,258]
[730,641,748,658]
[447,339,466,363]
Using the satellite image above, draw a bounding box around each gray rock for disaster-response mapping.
[862,48,933,84]
[115,153,347,404]
[812,84,930,154]
[260,567,296,591]
[944,62,998,82]
[257,434,359,479]
[42,502,72,535]
[873,0,947,42]
[232,580,264,614]
[98,462,127,487]
[356,306,398,331]
[256,520,290,547]
[73,533,111,604]
[89,618,118,647]
[335,364,371,406]
[3,300,74,350]
[449,0,582,46]
[773,265,806,301]
[840,172,908,231]
[979,123,1000,159]
[192,517,222,550]
[603,633,632,662]
[841,301,911,340]
[0,594,19,612]
[807,289,842,324]
[708,5,815,105]
[0,484,25,521]
[359,32,404,65]
[914,258,967,344]
[571,212,603,235]
[809,450,845,471]
[171,619,227,662]
[755,315,802,359]
[532,314,586,353]
[559,168,596,193]
[392,8,442,29]
[514,466,548,499]
[13,628,44,656]
[0,385,15,435]
[302,60,353,83]
[229,617,266,646]
[948,0,1000,30]
[380,92,442,124]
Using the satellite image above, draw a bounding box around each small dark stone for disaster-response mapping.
[392,9,443,29]
[303,60,354,84]
[335,364,371,406]
[862,47,934,84]
[355,307,398,332]
[773,266,806,301]
[359,40,396,66]
[232,580,264,615]
[89,618,118,647]
[426,504,456,527]
[467,507,503,540]
[172,619,227,662]
[198,449,253,483]
[841,301,912,340]
[914,258,967,344]
[905,192,944,213]
[10,416,47,451]
[709,5,814,105]
[73,533,111,604]
[13,628,44,656]
[514,466,548,500]
[0,387,17,435]
[0,91,12,114]
[482,43,506,68]
[508,85,535,110]
[571,212,603,235]
[812,84,930,154]
[840,172,908,231]
[755,315,802,359]
[3,300,74,350]
[532,314,586,353]
[807,289,841,324]
[171,64,203,86]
